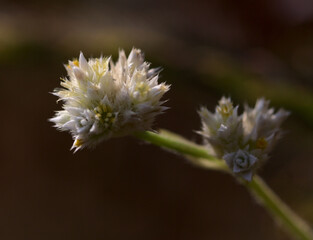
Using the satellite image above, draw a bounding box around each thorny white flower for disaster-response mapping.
[50,48,170,151]
[198,97,289,181]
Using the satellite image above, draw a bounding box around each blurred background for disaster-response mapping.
[0,0,313,239]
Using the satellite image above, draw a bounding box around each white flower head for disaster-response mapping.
[198,97,289,181]
[50,48,170,151]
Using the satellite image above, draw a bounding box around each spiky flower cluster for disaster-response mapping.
[198,97,289,181]
[50,48,169,151]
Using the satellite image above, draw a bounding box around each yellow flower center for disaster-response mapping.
[66,59,79,69]
[217,102,233,117]
[256,137,268,150]
[74,138,83,147]
[136,82,150,96]
[94,104,115,129]
[90,59,108,77]
[73,59,79,67]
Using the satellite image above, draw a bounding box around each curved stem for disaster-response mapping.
[134,130,228,170]
[135,130,313,240]
[245,176,313,240]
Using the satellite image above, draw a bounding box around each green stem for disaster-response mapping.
[134,130,227,170]
[245,176,313,240]
[135,130,313,240]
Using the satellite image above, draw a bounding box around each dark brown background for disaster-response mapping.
[0,0,313,239]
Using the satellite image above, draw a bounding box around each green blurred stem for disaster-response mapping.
[134,130,227,170]
[134,130,313,240]
[245,176,313,240]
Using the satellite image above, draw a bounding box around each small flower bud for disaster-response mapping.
[198,97,289,181]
